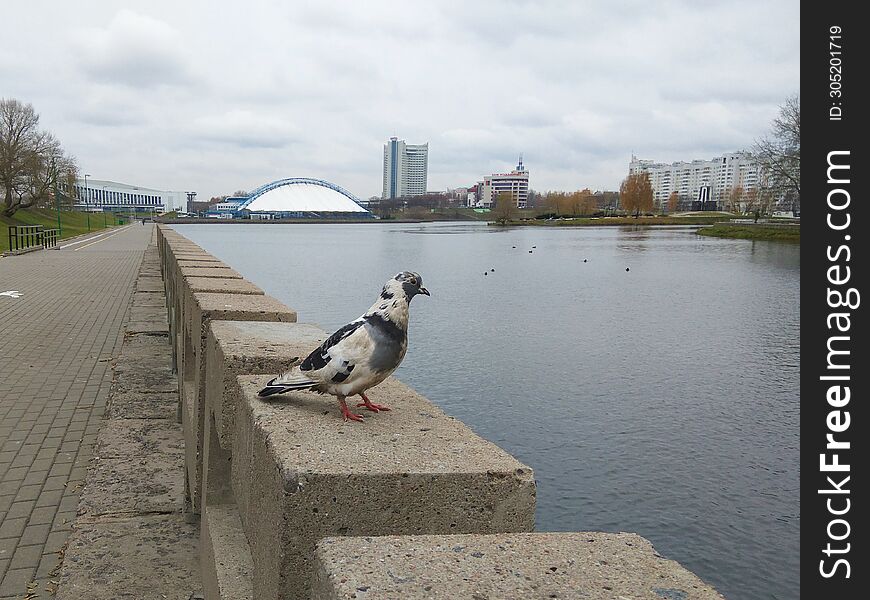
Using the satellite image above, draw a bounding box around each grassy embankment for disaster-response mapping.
[696,222,800,243]
[1,208,124,253]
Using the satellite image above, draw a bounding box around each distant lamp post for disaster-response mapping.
[84,173,91,231]
[102,186,107,228]
[52,159,62,240]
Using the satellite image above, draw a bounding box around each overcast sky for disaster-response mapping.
[3,1,799,200]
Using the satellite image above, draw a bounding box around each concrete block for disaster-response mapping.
[313,532,725,600]
[185,277,264,296]
[113,357,176,394]
[181,294,297,515]
[77,453,185,517]
[132,292,166,307]
[105,390,178,420]
[129,305,168,322]
[231,375,536,600]
[95,419,184,460]
[181,280,264,360]
[177,259,227,269]
[205,321,324,450]
[202,504,254,600]
[179,265,242,279]
[135,277,164,292]
[56,515,201,600]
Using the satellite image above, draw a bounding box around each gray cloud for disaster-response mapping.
[71,10,195,89]
[4,1,798,200]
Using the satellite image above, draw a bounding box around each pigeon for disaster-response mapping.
[258,272,430,422]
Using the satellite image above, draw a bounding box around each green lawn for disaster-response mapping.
[696,223,800,243]
[1,208,126,252]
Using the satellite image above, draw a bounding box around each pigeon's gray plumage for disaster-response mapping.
[258,271,429,421]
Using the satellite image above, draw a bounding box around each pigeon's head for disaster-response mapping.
[386,271,430,302]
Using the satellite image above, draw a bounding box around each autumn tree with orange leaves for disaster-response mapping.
[619,172,654,217]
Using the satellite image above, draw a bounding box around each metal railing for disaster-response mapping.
[42,228,59,249]
[6,225,60,253]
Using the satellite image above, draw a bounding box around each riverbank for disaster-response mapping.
[697,222,800,242]
[491,214,733,227]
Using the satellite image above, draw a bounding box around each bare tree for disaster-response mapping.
[724,185,744,214]
[667,191,680,213]
[1,98,77,216]
[619,172,654,217]
[753,95,799,203]
[743,185,777,222]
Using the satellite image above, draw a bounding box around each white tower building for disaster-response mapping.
[382,137,429,199]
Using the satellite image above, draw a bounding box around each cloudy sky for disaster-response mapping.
[3,1,799,200]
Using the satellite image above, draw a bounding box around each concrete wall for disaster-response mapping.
[155,225,724,600]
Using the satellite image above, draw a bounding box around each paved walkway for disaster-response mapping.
[0,224,152,598]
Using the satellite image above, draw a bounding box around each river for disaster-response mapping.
[173,221,800,600]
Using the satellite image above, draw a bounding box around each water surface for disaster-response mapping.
[174,221,800,600]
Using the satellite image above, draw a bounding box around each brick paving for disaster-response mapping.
[0,224,152,598]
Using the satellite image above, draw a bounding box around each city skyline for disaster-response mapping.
[3,1,798,201]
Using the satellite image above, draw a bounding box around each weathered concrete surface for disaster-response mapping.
[56,227,201,599]
[124,320,170,335]
[232,375,536,600]
[202,505,254,600]
[76,454,183,517]
[181,294,297,515]
[56,515,200,600]
[313,532,726,599]
[174,260,226,276]
[94,419,185,459]
[132,292,166,307]
[105,390,178,420]
[198,322,325,599]
[205,321,324,450]
[184,277,264,296]
[179,266,243,279]
[134,276,164,292]
[129,305,167,322]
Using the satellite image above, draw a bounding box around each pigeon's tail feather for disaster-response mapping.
[257,374,316,398]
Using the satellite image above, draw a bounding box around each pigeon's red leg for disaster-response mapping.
[338,396,364,422]
[356,392,391,412]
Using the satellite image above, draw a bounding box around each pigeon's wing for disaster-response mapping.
[298,318,375,385]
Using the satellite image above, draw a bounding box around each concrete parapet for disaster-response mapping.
[179,278,265,377]
[312,532,725,599]
[230,374,536,599]
[181,294,297,516]
[204,321,325,450]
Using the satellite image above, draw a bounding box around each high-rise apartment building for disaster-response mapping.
[628,152,760,209]
[382,137,429,198]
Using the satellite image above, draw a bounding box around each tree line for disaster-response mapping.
[1,98,78,216]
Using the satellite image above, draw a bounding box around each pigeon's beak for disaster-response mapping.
[419,286,430,297]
